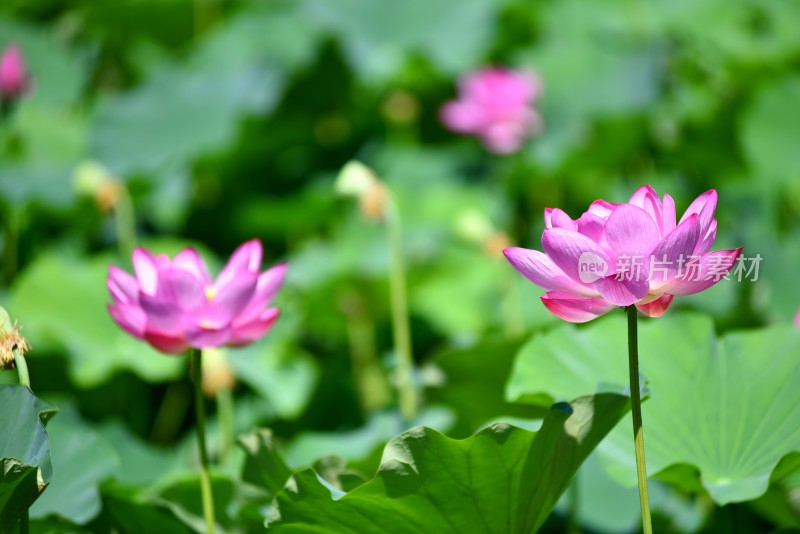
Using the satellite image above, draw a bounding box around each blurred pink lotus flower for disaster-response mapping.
[0,44,29,102]
[440,66,542,154]
[504,186,742,322]
[107,240,285,354]
[795,309,800,326]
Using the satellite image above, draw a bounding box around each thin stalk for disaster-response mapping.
[15,349,31,534]
[216,387,234,461]
[627,306,652,533]
[14,349,30,389]
[386,197,416,422]
[113,185,137,257]
[191,349,216,534]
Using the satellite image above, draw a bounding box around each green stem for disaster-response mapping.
[567,475,580,534]
[14,350,30,389]
[191,349,216,533]
[217,386,234,461]
[19,509,28,534]
[386,197,416,422]
[114,186,137,257]
[627,306,652,534]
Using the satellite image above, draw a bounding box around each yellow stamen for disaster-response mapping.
[204,286,216,301]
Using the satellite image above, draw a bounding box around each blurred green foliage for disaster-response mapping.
[1,0,800,531]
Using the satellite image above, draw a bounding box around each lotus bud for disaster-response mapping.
[0,307,29,371]
[0,44,30,105]
[73,160,122,212]
[336,160,388,221]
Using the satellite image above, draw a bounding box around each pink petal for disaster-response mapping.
[694,220,717,255]
[545,208,576,231]
[541,228,613,286]
[659,248,742,296]
[108,303,147,338]
[586,199,618,219]
[236,264,287,324]
[229,308,281,346]
[647,214,701,288]
[481,123,525,154]
[139,292,185,335]
[503,247,594,294]
[635,294,674,318]
[601,204,661,258]
[540,291,617,323]
[440,101,484,133]
[132,247,160,295]
[206,270,259,326]
[185,325,232,349]
[215,240,262,289]
[593,275,650,307]
[628,185,659,208]
[158,268,206,311]
[108,266,139,305]
[173,248,212,285]
[576,212,605,242]
[679,190,717,238]
[794,309,800,326]
[143,330,189,354]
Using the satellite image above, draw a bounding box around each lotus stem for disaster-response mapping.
[626,305,652,533]
[14,349,29,389]
[191,349,216,533]
[386,196,416,422]
[114,185,137,257]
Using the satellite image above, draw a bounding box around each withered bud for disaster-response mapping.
[335,160,389,222]
[0,307,29,371]
[201,348,236,397]
[73,160,123,213]
[359,181,388,221]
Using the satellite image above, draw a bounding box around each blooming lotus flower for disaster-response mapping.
[504,186,742,322]
[440,66,542,154]
[795,309,800,326]
[107,240,285,354]
[0,44,29,102]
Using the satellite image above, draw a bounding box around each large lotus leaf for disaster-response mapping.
[270,393,630,533]
[9,252,185,387]
[239,429,293,498]
[303,0,497,82]
[0,386,56,530]
[30,407,119,524]
[506,312,800,504]
[741,75,800,183]
[90,64,279,177]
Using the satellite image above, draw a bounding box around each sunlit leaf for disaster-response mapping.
[271,393,630,533]
[507,312,800,504]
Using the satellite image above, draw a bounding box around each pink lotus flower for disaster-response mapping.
[107,240,285,354]
[504,186,743,323]
[440,66,542,154]
[795,309,800,326]
[0,44,29,102]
